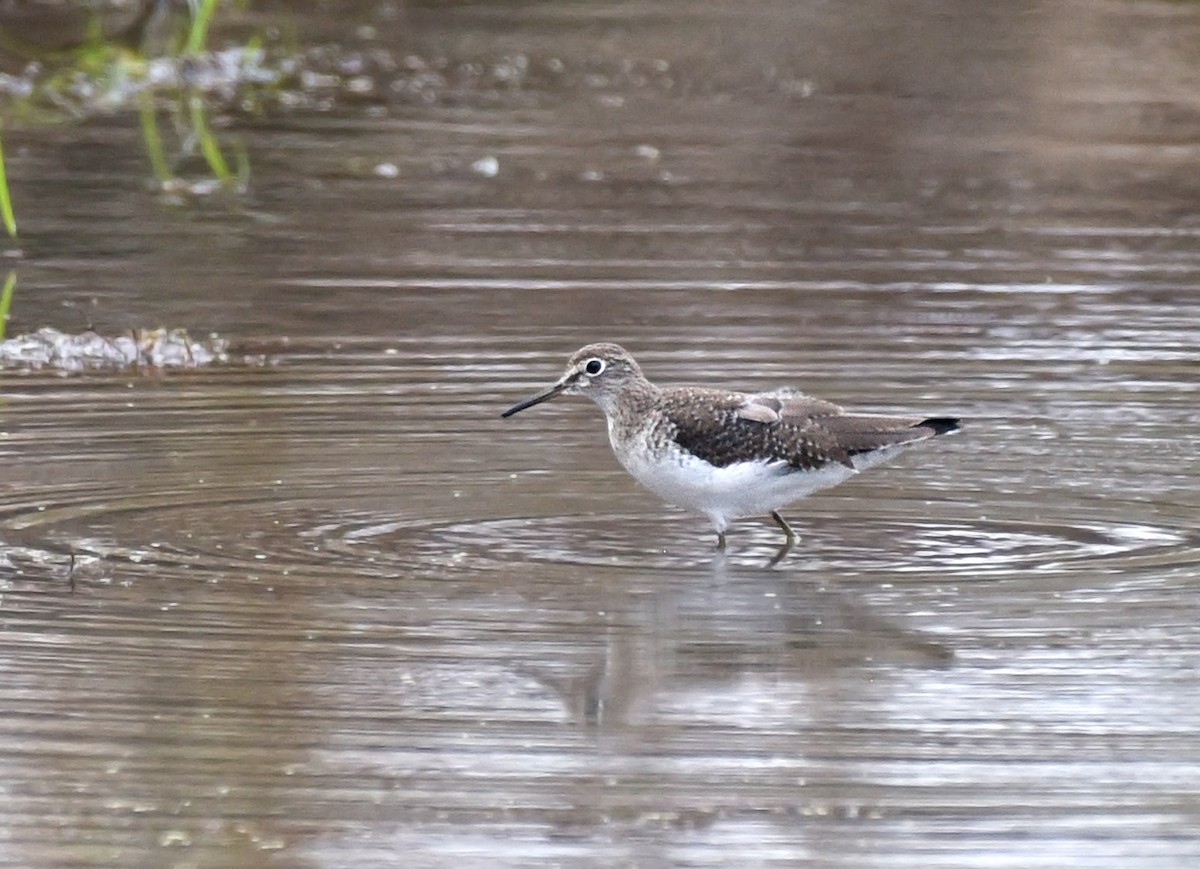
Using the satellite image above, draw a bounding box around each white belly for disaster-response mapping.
[605,416,911,532]
[615,439,862,530]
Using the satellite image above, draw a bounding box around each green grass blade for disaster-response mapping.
[185,0,220,54]
[189,94,232,180]
[0,271,17,340]
[0,130,18,239]
[139,91,173,184]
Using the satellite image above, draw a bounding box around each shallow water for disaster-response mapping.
[2,1,1200,866]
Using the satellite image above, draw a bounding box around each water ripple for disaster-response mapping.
[3,476,1196,587]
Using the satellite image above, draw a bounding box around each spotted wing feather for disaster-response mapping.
[659,388,847,471]
[661,388,959,472]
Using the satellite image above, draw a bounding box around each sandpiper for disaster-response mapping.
[501,343,960,549]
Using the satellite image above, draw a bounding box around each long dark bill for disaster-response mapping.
[501,381,568,417]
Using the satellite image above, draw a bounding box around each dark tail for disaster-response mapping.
[918,417,961,436]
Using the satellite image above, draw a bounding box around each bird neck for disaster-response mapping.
[594,375,659,426]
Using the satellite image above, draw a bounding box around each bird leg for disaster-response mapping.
[715,530,727,551]
[770,511,798,543]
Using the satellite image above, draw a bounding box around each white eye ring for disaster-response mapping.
[583,358,606,376]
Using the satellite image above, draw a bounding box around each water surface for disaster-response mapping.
[2,1,1200,866]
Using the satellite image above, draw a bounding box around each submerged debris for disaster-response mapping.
[0,327,228,372]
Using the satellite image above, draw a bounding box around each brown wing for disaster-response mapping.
[772,391,959,460]
[659,388,847,471]
[661,387,959,471]
[811,412,960,457]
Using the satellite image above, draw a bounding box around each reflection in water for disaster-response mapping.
[523,561,954,736]
[2,0,1200,866]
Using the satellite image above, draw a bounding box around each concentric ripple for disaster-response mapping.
[4,478,1197,583]
[406,511,1200,575]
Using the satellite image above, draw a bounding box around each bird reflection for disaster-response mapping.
[518,558,953,735]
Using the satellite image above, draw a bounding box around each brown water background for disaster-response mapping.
[2,1,1199,866]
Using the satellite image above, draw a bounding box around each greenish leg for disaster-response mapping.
[770,511,798,543]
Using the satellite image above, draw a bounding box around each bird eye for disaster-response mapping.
[584,358,605,376]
